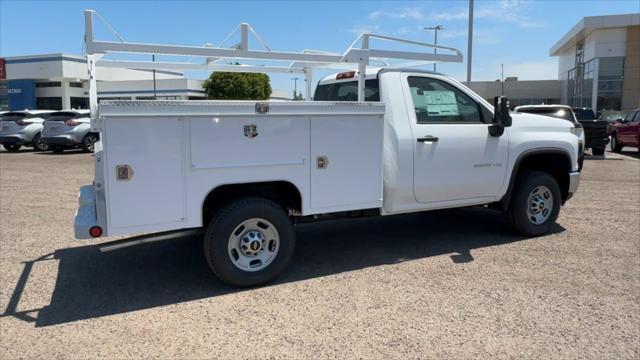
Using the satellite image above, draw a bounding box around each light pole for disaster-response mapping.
[466,0,474,84]
[424,25,444,72]
[291,77,299,99]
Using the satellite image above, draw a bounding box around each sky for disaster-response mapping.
[1,0,639,95]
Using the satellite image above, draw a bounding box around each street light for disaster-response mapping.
[291,77,300,99]
[424,25,444,72]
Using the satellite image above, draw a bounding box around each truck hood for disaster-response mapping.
[510,112,574,132]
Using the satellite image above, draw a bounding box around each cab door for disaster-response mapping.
[403,74,508,204]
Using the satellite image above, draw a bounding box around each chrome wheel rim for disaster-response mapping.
[611,136,616,149]
[228,218,279,272]
[526,186,554,225]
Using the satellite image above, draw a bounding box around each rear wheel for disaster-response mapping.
[2,143,21,152]
[81,133,98,153]
[32,133,49,152]
[506,170,561,236]
[203,197,296,287]
[611,133,623,152]
[592,147,605,156]
[51,145,65,154]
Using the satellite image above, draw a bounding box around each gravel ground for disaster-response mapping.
[0,148,638,359]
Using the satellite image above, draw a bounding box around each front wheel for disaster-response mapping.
[203,197,296,287]
[610,133,623,152]
[592,147,605,156]
[2,143,21,152]
[51,145,65,154]
[506,170,561,236]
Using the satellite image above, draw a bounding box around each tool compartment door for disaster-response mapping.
[310,115,383,211]
[104,116,186,229]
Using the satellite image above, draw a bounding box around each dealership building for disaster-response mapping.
[0,54,206,111]
[550,13,640,113]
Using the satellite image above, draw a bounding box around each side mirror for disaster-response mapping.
[489,96,512,136]
[493,96,512,127]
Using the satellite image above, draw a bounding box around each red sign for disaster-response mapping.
[0,58,5,80]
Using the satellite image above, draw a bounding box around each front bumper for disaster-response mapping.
[566,171,580,201]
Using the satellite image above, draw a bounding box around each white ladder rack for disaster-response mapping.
[84,9,463,118]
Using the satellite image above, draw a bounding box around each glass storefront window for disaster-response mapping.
[597,56,624,111]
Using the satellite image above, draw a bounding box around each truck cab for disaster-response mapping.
[315,69,580,215]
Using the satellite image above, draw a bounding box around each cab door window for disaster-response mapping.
[407,76,485,123]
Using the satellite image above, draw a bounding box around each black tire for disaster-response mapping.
[32,133,49,152]
[51,145,65,154]
[592,147,605,156]
[2,143,21,152]
[203,197,296,287]
[81,133,98,153]
[610,133,623,152]
[578,154,584,172]
[506,170,561,236]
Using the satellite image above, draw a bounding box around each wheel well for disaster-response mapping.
[202,181,302,225]
[501,151,572,208]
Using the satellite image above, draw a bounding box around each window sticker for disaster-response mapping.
[424,91,459,116]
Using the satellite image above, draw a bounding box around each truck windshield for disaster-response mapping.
[314,79,380,101]
[518,108,575,122]
[573,108,596,121]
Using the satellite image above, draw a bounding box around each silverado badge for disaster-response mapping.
[244,124,258,139]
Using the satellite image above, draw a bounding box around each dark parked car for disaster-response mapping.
[572,108,609,156]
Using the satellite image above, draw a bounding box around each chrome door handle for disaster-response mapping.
[417,135,439,143]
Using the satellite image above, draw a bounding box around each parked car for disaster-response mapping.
[41,110,97,153]
[0,110,55,152]
[514,105,585,170]
[599,111,627,134]
[571,107,609,156]
[610,108,640,153]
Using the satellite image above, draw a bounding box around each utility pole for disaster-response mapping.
[152,54,157,99]
[291,77,299,99]
[424,25,444,72]
[501,63,504,96]
[466,0,474,84]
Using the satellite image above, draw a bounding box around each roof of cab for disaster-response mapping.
[318,67,454,85]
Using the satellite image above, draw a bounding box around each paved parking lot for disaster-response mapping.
[0,148,638,359]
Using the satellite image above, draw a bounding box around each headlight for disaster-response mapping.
[570,126,583,138]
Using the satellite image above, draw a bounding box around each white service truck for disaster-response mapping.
[74,11,580,287]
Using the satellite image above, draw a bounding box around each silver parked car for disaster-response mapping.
[0,110,55,152]
[41,110,98,153]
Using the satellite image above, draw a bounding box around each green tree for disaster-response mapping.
[202,71,272,100]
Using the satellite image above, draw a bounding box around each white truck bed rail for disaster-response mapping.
[83,9,463,117]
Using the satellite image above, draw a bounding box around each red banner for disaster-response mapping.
[0,58,5,80]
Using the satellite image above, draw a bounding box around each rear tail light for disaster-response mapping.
[64,119,80,126]
[89,226,103,238]
[336,71,356,80]
[15,120,33,125]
